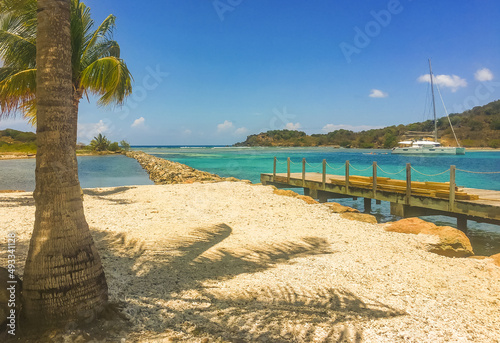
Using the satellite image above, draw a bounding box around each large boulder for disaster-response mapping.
[384,217,435,234]
[385,218,474,258]
[340,212,378,224]
[324,202,359,213]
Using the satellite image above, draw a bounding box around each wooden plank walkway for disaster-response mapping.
[261,172,500,231]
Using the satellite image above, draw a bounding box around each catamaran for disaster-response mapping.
[392,60,465,155]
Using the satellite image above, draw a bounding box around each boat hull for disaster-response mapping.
[391,147,466,155]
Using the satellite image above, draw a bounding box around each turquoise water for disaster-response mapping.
[1,147,499,255]
[138,146,500,189]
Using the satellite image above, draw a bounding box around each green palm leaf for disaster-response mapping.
[0,68,36,116]
[0,0,132,121]
[80,56,132,106]
[81,14,116,63]
[0,11,36,69]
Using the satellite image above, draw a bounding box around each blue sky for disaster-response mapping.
[2,0,500,145]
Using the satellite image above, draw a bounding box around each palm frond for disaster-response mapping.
[81,14,116,62]
[0,68,36,118]
[79,56,132,106]
[22,99,37,125]
[0,0,36,15]
[0,0,132,121]
[70,0,93,81]
[80,40,120,72]
[0,11,36,69]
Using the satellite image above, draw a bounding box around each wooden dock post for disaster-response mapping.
[457,214,468,233]
[345,160,350,194]
[322,159,326,190]
[302,158,306,186]
[364,198,372,212]
[287,157,291,183]
[406,163,411,205]
[372,161,377,198]
[449,165,456,211]
[273,157,277,182]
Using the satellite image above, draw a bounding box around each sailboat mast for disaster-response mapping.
[428,59,438,142]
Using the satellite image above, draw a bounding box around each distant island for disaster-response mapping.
[235,99,500,148]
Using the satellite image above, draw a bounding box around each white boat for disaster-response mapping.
[392,140,466,155]
[392,60,465,155]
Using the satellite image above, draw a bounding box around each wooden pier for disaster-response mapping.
[261,158,500,232]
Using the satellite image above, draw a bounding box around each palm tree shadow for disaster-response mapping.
[91,224,407,342]
[83,187,136,205]
[0,196,34,207]
[83,186,136,197]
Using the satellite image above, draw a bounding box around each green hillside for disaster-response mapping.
[235,99,500,148]
[0,129,37,153]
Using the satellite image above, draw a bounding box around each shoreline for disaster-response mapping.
[1,182,499,342]
[0,150,121,160]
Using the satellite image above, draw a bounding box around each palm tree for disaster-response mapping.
[18,0,108,325]
[0,0,132,142]
[90,133,111,151]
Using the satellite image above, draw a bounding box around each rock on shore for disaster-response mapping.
[384,218,474,258]
[125,151,240,184]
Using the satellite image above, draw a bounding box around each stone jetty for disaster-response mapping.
[124,151,240,184]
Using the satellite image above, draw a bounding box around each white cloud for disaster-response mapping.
[234,127,248,136]
[417,74,467,92]
[131,117,145,128]
[217,120,234,133]
[369,89,388,98]
[78,120,111,142]
[474,68,494,82]
[322,124,383,132]
[183,129,192,135]
[284,122,301,130]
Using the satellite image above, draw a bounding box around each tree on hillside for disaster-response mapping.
[19,0,108,325]
[0,0,132,147]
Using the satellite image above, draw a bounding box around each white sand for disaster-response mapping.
[1,182,499,342]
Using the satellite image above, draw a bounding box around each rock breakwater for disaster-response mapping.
[125,151,240,184]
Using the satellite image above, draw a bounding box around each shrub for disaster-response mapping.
[109,142,120,152]
[119,140,131,151]
[488,139,500,149]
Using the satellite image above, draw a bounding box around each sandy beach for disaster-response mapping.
[0,153,36,160]
[1,182,499,342]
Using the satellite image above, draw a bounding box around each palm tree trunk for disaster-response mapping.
[72,88,83,146]
[23,0,108,326]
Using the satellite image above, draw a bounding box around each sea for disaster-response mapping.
[1,146,499,255]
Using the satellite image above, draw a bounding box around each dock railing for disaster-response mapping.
[267,157,500,230]
[271,157,482,208]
